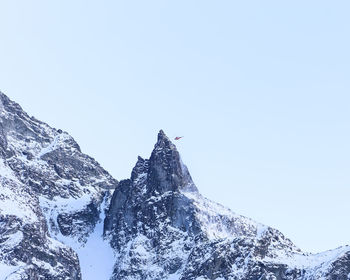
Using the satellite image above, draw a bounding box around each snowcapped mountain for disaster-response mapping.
[0,92,349,279]
[0,92,116,279]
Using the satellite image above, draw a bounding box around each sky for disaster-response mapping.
[0,0,349,253]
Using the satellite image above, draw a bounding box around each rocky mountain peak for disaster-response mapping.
[0,91,29,120]
[0,92,119,279]
[154,129,177,153]
[1,93,350,280]
[0,91,12,107]
[104,130,199,240]
[157,128,168,141]
[103,130,305,280]
[148,129,197,194]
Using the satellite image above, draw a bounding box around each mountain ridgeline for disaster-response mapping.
[0,92,349,279]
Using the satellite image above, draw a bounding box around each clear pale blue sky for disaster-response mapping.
[1,1,349,253]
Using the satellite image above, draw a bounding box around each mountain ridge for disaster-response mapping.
[0,92,349,279]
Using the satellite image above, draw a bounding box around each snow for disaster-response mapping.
[6,134,42,157]
[75,199,115,280]
[182,190,257,240]
[167,272,181,280]
[32,258,59,276]
[41,194,115,280]
[37,133,72,158]
[0,161,38,223]
[266,245,349,268]
[256,224,269,239]
[0,262,25,280]
[2,231,23,249]
[0,159,21,184]
[264,245,350,277]
[38,180,103,229]
[40,190,92,214]
[0,186,35,222]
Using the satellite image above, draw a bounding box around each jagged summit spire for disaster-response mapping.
[148,129,197,193]
[0,91,39,124]
[129,130,197,194]
[0,91,7,98]
[157,129,167,140]
[155,129,175,150]
[0,91,22,112]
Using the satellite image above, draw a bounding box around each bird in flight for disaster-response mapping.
[174,136,184,141]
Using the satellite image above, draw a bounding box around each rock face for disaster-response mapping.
[0,92,117,279]
[105,130,350,280]
[0,92,349,280]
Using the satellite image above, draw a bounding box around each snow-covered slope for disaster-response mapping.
[0,92,349,279]
[0,92,117,279]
